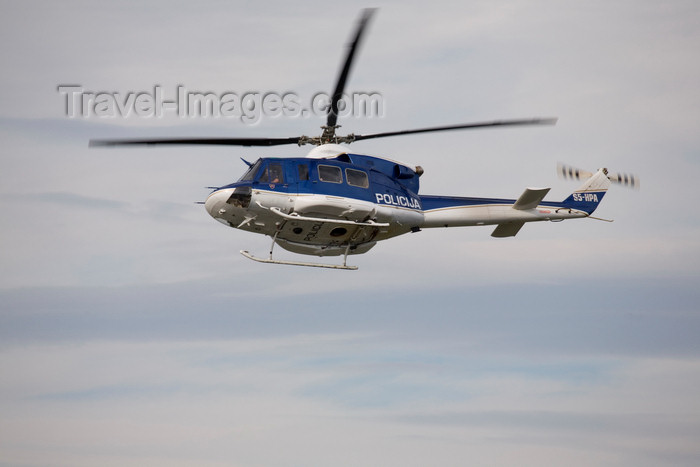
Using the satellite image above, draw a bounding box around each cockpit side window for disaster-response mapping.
[318,165,342,183]
[257,162,285,184]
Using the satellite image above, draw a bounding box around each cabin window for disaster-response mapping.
[318,165,342,183]
[258,162,284,184]
[346,168,369,188]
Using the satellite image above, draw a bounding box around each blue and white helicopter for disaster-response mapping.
[92,9,638,270]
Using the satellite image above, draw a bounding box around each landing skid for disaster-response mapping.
[240,250,358,270]
[240,230,359,270]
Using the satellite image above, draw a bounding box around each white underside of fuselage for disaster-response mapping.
[205,188,423,256]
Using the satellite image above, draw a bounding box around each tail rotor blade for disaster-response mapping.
[557,162,592,181]
[608,171,640,189]
[558,163,640,190]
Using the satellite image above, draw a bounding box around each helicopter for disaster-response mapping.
[91,9,638,270]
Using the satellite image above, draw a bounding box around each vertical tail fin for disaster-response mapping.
[561,168,611,215]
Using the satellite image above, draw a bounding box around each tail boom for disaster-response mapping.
[419,196,589,229]
[418,168,612,235]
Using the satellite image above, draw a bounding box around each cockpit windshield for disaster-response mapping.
[238,159,262,182]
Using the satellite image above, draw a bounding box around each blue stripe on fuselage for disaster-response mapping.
[420,195,518,210]
[419,195,589,212]
[420,192,606,215]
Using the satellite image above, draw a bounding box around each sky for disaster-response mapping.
[1,0,700,466]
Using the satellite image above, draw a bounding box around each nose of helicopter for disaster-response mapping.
[204,189,230,222]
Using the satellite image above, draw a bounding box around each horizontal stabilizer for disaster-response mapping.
[512,187,550,210]
[491,221,525,237]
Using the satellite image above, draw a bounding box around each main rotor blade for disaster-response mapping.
[326,8,376,129]
[89,136,302,147]
[351,118,558,142]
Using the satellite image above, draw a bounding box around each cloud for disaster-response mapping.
[2,338,700,467]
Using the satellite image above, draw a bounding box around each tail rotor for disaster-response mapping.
[558,163,639,189]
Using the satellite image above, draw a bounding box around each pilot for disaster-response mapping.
[269,166,283,184]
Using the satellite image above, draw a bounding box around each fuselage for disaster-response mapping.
[204,146,599,256]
